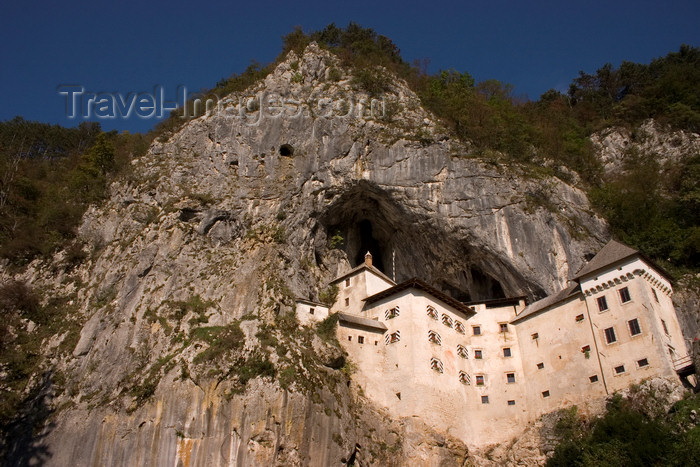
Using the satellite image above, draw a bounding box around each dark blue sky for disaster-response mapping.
[1,0,699,133]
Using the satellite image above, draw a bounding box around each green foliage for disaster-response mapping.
[0,118,150,264]
[329,230,344,249]
[548,393,700,467]
[315,312,339,342]
[191,322,245,364]
[318,284,339,307]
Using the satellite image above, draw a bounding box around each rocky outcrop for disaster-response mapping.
[4,43,614,466]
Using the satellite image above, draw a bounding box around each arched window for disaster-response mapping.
[428,330,442,345]
[454,320,465,334]
[430,357,444,373]
[459,371,470,385]
[427,305,438,320]
[385,306,400,320]
[441,314,453,328]
[457,344,468,358]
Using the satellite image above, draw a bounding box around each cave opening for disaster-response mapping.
[353,220,386,272]
[318,181,529,302]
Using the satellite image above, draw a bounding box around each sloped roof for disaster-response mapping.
[337,312,388,332]
[573,240,639,280]
[363,278,475,316]
[331,263,396,286]
[510,283,581,324]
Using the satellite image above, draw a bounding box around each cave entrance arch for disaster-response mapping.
[352,219,386,273]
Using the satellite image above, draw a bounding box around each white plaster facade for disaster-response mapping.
[295,243,693,447]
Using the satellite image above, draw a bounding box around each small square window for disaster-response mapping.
[503,348,512,357]
[472,326,481,336]
[474,350,483,359]
[614,365,626,374]
[581,345,591,353]
[348,336,352,341]
[309,307,315,315]
[506,373,516,384]
[481,395,489,404]
[628,318,641,336]
[589,375,599,383]
[374,341,378,346]
[542,390,550,398]
[619,287,631,303]
[499,323,508,333]
[475,375,485,386]
[345,278,350,287]
[507,400,516,406]
[345,298,349,306]
[536,362,545,370]
[637,358,649,368]
[597,296,609,312]
[604,327,617,344]
[358,336,364,344]
[575,314,584,322]
[531,332,539,340]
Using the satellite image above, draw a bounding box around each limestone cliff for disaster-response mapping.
[3,43,614,466]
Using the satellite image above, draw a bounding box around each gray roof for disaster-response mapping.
[337,312,388,332]
[573,240,639,279]
[331,263,396,286]
[511,283,581,324]
[295,298,329,308]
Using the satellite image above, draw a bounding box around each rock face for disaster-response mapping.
[6,43,615,466]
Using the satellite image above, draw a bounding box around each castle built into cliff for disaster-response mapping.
[296,240,694,446]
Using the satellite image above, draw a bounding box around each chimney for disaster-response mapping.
[364,251,373,267]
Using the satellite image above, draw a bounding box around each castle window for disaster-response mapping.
[458,371,470,385]
[385,331,401,344]
[661,319,670,335]
[604,327,617,344]
[348,336,352,342]
[503,348,511,357]
[428,330,442,345]
[628,318,641,336]
[345,278,350,287]
[427,305,438,320]
[430,357,444,373]
[442,314,453,328]
[472,325,481,335]
[531,332,539,340]
[309,307,315,315]
[537,362,544,370]
[619,287,631,303]
[542,390,550,398]
[597,296,608,312]
[345,298,349,306]
[385,306,400,320]
[575,314,584,322]
[637,358,649,368]
[499,323,508,333]
[507,400,516,406]
[475,375,485,386]
[457,345,468,358]
[506,373,516,384]
[589,375,599,383]
[581,345,591,353]
[358,336,364,344]
[481,395,489,404]
[454,321,465,334]
[651,288,659,303]
[474,349,483,359]
[614,364,626,374]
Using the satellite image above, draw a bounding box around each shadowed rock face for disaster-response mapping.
[8,43,612,466]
